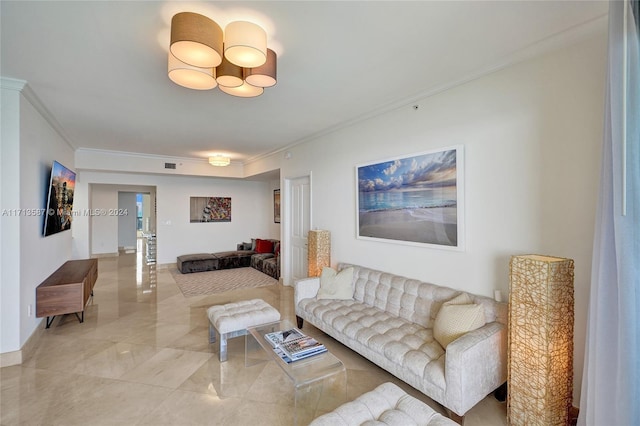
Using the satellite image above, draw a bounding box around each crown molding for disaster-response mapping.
[1,77,77,152]
[74,147,238,165]
[0,77,27,91]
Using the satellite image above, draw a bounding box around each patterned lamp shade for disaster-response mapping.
[308,230,330,277]
[508,255,574,426]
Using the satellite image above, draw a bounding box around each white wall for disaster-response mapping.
[19,92,75,346]
[271,34,606,404]
[75,172,274,264]
[0,81,74,355]
[1,83,23,354]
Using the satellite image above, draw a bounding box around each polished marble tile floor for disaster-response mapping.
[1,250,507,425]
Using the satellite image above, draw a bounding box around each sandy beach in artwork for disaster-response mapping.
[359,207,457,246]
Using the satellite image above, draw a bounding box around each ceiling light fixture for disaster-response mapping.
[168,12,277,97]
[208,155,231,167]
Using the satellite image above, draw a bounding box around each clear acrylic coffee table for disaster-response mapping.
[245,319,347,425]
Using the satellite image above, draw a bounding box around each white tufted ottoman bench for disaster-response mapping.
[207,299,280,362]
[309,382,458,426]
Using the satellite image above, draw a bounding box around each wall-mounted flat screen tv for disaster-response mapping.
[43,160,76,237]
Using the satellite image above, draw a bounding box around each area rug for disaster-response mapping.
[170,267,277,297]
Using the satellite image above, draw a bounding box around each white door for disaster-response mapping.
[288,176,310,283]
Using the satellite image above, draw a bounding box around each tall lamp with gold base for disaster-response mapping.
[508,254,574,426]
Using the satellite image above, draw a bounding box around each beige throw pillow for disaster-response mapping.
[316,267,354,300]
[433,293,486,349]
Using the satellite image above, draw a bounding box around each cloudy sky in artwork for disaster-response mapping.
[51,160,76,190]
[358,149,457,192]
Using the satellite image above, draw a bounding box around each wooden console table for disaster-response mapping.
[36,259,98,328]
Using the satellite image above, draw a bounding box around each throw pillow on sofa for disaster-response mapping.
[317,267,354,300]
[433,293,486,349]
[255,239,274,253]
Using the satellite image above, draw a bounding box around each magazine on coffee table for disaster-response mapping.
[264,328,305,348]
[264,328,327,362]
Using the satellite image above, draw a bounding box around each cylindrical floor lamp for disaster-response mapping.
[508,254,574,426]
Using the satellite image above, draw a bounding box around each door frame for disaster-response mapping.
[282,172,312,287]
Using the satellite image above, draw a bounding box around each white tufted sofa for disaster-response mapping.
[294,263,507,419]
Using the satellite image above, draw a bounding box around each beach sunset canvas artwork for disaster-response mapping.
[357,146,463,249]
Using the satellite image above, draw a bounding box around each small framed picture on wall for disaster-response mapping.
[274,189,281,223]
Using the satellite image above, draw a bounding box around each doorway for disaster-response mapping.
[117,192,153,250]
[284,175,311,286]
[89,184,156,257]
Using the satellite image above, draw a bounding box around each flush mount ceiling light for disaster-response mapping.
[168,12,277,97]
[208,155,231,167]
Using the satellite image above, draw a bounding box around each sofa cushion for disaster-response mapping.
[433,293,486,348]
[214,251,253,269]
[250,252,275,271]
[341,264,459,329]
[262,257,279,280]
[317,267,354,300]
[309,382,457,426]
[298,298,445,386]
[255,238,274,253]
[239,241,253,251]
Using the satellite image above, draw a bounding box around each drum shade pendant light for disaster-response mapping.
[219,81,264,98]
[245,49,277,88]
[170,12,223,68]
[215,57,244,88]
[224,21,267,68]
[167,12,277,98]
[168,52,217,90]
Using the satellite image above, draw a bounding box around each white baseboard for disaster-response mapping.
[0,321,45,367]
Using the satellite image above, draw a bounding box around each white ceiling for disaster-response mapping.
[1,1,608,164]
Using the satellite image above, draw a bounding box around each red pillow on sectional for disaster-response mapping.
[255,239,274,254]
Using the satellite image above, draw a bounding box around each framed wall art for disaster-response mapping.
[356,145,464,250]
[273,189,281,223]
[190,197,231,222]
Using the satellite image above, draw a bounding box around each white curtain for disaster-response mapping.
[578,1,639,425]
